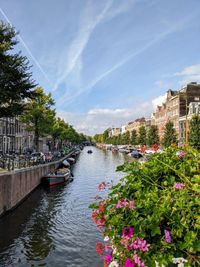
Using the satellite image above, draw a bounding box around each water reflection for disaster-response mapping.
[0,147,126,267]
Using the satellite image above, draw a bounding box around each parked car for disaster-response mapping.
[131,150,143,159]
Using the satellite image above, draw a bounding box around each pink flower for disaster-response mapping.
[104,243,109,252]
[164,229,171,243]
[124,258,135,267]
[122,199,129,207]
[122,227,134,239]
[176,151,186,157]
[133,253,146,267]
[98,184,102,191]
[104,253,112,263]
[129,200,135,210]
[116,200,122,208]
[129,238,150,252]
[121,237,129,248]
[174,183,185,189]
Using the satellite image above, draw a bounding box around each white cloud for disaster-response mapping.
[175,64,200,77]
[152,94,167,110]
[174,64,200,85]
[57,101,152,135]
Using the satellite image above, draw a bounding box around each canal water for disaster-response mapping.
[0,147,127,267]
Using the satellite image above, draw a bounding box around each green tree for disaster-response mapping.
[137,126,146,145]
[147,125,159,146]
[63,125,79,143]
[130,130,137,145]
[78,133,87,143]
[0,21,36,117]
[162,121,177,148]
[94,133,104,143]
[189,114,200,150]
[22,87,55,151]
[103,130,109,143]
[51,117,64,149]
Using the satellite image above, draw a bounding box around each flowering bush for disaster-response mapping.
[90,147,200,266]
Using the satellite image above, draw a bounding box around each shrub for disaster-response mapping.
[90,147,200,266]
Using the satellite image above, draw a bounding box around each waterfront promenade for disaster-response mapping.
[0,151,76,217]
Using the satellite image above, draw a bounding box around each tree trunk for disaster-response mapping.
[34,119,39,151]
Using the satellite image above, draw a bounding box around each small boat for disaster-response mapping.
[67,157,76,164]
[45,168,71,186]
[87,150,93,154]
[62,159,70,167]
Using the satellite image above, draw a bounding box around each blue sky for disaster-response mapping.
[1,0,200,135]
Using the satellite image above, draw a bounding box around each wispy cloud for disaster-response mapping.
[53,0,114,91]
[58,10,197,107]
[0,7,52,86]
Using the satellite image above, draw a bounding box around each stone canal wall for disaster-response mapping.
[0,153,73,217]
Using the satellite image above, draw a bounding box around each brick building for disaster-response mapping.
[153,82,200,142]
[126,117,146,135]
[153,103,167,139]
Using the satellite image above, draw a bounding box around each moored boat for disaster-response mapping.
[45,168,71,186]
[62,159,70,167]
[67,157,76,164]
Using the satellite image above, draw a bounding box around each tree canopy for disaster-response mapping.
[147,125,159,146]
[0,21,36,117]
[162,121,177,147]
[21,87,55,150]
[130,129,137,145]
[189,114,200,150]
[137,126,146,145]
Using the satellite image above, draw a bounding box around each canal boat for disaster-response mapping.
[67,157,76,164]
[45,168,71,186]
[62,159,70,167]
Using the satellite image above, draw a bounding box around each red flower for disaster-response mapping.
[96,242,104,256]
[98,203,104,213]
[91,211,98,224]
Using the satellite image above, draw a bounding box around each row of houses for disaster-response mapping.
[107,82,200,145]
[0,117,50,154]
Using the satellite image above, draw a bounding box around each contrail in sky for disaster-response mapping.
[0,7,52,86]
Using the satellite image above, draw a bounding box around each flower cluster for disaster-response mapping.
[164,229,171,243]
[174,183,185,189]
[91,201,106,229]
[90,147,199,266]
[98,182,110,191]
[116,200,135,210]
[172,258,188,267]
[129,238,150,252]
[176,151,186,157]
[96,242,104,256]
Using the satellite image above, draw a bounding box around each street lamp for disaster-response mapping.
[185,96,188,145]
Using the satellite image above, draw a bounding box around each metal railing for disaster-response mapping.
[0,148,76,172]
